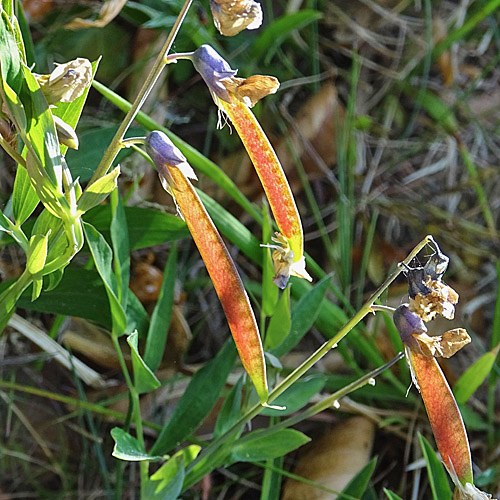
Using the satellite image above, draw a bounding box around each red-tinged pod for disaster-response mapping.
[219,96,302,258]
[148,135,268,402]
[410,351,473,485]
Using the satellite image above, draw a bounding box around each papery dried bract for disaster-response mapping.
[210,0,263,36]
[409,278,459,322]
[223,75,279,108]
[35,58,92,104]
[413,328,471,358]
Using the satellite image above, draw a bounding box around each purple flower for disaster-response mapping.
[393,304,427,349]
[146,131,186,167]
[191,45,237,103]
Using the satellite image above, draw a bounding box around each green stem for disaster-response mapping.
[185,235,432,481]
[110,335,148,495]
[86,0,193,187]
[0,133,26,166]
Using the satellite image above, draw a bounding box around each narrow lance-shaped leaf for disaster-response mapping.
[171,45,311,289]
[146,131,268,402]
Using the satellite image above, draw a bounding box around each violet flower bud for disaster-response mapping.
[146,131,186,167]
[393,304,427,351]
[191,45,237,103]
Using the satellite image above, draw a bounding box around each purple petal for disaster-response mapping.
[393,304,427,347]
[146,131,186,167]
[192,45,237,103]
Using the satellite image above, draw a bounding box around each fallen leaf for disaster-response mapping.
[282,416,375,500]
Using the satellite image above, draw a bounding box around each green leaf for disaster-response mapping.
[145,447,200,500]
[127,331,161,394]
[83,222,127,335]
[66,126,144,181]
[0,12,23,93]
[261,375,326,416]
[213,376,244,440]
[110,189,130,305]
[26,232,49,275]
[31,277,42,301]
[419,434,452,500]
[384,490,404,500]
[341,457,377,498]
[271,275,331,357]
[144,243,177,372]
[12,166,39,225]
[77,166,120,214]
[229,429,310,463]
[454,344,500,404]
[264,286,291,350]
[83,205,189,250]
[251,10,323,64]
[150,340,237,455]
[111,427,162,462]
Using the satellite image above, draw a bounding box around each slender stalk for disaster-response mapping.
[185,235,432,479]
[111,335,148,494]
[86,0,193,187]
[0,134,26,166]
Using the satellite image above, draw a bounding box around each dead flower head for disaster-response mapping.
[36,58,92,104]
[210,0,263,37]
[191,45,279,108]
[405,243,458,322]
[393,304,470,359]
[263,232,311,289]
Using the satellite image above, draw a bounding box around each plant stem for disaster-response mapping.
[86,0,193,187]
[185,235,433,480]
[111,335,148,494]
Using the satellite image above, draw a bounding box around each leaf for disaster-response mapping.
[145,447,200,500]
[229,429,310,463]
[144,243,177,372]
[341,457,377,498]
[127,331,160,394]
[453,344,500,404]
[0,12,23,93]
[213,376,244,440]
[261,375,326,416]
[282,417,375,500]
[83,222,127,335]
[83,205,189,250]
[251,10,323,64]
[384,490,404,500]
[110,188,130,304]
[12,166,39,225]
[26,232,49,275]
[419,434,453,500]
[76,166,120,214]
[264,286,291,350]
[66,126,144,181]
[150,340,236,455]
[271,274,331,357]
[111,427,162,462]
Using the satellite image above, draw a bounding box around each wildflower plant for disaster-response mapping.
[0,1,497,499]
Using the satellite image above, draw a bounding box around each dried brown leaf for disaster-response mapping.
[282,416,375,500]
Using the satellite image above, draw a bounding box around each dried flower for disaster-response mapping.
[210,0,263,37]
[35,58,92,104]
[263,232,311,289]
